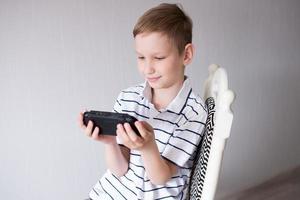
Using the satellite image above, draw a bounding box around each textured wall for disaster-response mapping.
[0,0,299,199]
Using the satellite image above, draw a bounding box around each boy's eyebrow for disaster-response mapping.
[135,50,164,55]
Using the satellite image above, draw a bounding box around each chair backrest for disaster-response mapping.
[187,64,235,200]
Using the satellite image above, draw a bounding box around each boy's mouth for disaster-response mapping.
[147,76,161,83]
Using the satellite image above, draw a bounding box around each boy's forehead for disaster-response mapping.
[134,32,175,54]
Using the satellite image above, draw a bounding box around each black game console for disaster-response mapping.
[83,110,140,136]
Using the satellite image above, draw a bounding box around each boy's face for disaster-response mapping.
[135,32,185,90]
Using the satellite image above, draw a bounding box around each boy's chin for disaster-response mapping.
[147,81,160,89]
[147,81,165,90]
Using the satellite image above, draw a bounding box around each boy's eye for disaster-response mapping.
[155,57,165,60]
[138,56,145,60]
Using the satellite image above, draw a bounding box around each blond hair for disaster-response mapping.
[133,3,193,55]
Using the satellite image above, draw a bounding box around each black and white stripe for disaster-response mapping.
[187,97,215,200]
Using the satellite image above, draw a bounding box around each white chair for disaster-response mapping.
[187,64,235,200]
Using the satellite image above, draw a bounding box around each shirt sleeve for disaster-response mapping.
[161,111,207,168]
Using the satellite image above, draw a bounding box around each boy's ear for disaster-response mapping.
[183,43,194,66]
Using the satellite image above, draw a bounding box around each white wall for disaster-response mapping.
[0,0,299,199]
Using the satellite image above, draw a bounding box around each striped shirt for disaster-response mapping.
[89,77,207,200]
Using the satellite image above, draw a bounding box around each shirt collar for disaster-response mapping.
[141,76,192,114]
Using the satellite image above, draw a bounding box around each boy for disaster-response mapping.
[79,3,207,200]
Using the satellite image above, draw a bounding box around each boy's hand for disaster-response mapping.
[78,111,117,145]
[117,121,155,150]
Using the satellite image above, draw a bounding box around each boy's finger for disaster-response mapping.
[139,121,153,132]
[79,108,88,121]
[78,113,86,129]
[85,120,94,136]
[124,123,142,144]
[117,124,129,141]
[134,121,148,138]
[91,127,99,139]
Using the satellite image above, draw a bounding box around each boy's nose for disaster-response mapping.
[144,61,155,74]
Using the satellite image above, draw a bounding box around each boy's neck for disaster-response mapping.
[151,78,185,111]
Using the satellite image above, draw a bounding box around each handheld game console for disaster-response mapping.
[83,110,140,136]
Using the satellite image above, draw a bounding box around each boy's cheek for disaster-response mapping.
[137,65,145,75]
